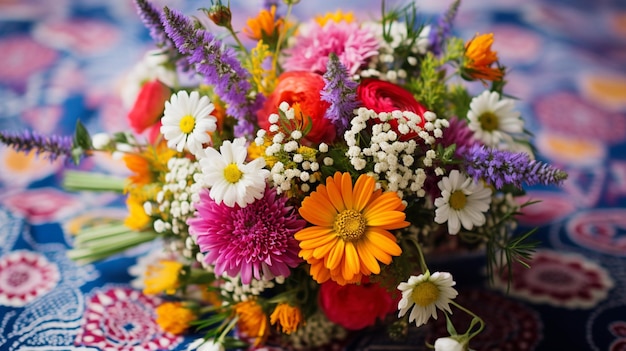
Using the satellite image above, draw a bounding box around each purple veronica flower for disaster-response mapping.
[463,144,567,189]
[188,186,305,285]
[161,7,263,137]
[0,129,73,162]
[428,0,460,56]
[321,54,360,134]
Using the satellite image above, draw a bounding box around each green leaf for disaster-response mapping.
[70,120,93,164]
[445,312,457,336]
[73,119,93,150]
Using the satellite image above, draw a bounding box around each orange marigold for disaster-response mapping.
[155,302,196,334]
[463,33,503,81]
[270,303,304,335]
[234,300,269,346]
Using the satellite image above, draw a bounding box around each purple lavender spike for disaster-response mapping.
[428,0,460,56]
[161,7,262,138]
[321,54,360,134]
[462,144,567,189]
[0,129,73,162]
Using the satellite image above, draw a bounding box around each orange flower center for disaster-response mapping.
[449,190,467,210]
[223,163,243,183]
[478,111,499,132]
[411,281,440,307]
[179,115,196,134]
[334,209,366,241]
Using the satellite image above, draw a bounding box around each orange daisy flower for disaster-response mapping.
[463,33,503,81]
[295,172,409,285]
[243,5,285,43]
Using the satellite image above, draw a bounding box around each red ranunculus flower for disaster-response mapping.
[357,78,428,140]
[318,278,398,330]
[257,71,336,144]
[127,79,171,134]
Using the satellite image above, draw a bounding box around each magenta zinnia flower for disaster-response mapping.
[283,21,379,75]
[188,186,305,284]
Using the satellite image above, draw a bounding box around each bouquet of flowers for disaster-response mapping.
[0,0,567,350]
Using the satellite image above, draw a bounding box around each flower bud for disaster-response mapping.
[202,3,232,28]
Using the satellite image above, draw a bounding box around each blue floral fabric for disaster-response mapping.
[0,0,625,350]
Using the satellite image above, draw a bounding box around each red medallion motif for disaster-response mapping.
[0,250,60,307]
[493,249,614,308]
[74,287,182,350]
[566,209,626,257]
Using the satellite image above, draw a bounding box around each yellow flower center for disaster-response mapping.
[478,111,499,132]
[449,190,467,210]
[223,163,243,183]
[411,281,440,307]
[334,209,366,241]
[179,115,196,134]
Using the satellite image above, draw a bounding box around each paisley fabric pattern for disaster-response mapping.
[0,0,625,350]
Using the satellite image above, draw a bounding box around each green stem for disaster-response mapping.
[73,222,129,244]
[271,2,293,72]
[217,315,239,344]
[226,25,249,57]
[68,230,158,264]
[450,300,485,337]
[406,236,429,273]
[199,304,223,314]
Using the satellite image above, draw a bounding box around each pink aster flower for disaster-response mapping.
[188,186,305,284]
[283,21,379,75]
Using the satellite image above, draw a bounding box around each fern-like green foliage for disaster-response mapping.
[406,52,447,116]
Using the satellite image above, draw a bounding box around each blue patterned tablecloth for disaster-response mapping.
[1,0,625,350]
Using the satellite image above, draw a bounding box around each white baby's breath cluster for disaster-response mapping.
[219,275,284,304]
[360,22,431,83]
[150,157,201,258]
[345,107,448,199]
[257,102,325,195]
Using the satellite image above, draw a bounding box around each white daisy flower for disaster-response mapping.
[160,90,217,156]
[434,170,492,235]
[397,271,458,327]
[199,138,270,208]
[467,90,523,147]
